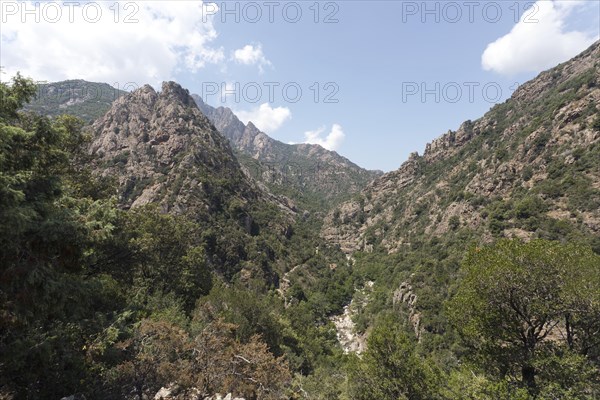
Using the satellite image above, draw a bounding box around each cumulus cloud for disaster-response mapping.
[235,103,291,133]
[481,0,598,76]
[232,44,271,73]
[0,1,224,86]
[302,124,345,151]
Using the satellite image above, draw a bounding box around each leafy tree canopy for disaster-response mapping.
[448,239,600,395]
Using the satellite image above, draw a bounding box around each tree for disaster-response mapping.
[124,208,212,312]
[347,316,441,400]
[448,239,600,395]
[0,74,124,398]
[0,72,37,122]
[105,319,191,398]
[192,281,286,356]
[441,366,530,400]
[106,319,291,399]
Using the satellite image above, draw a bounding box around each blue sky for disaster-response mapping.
[1,1,599,171]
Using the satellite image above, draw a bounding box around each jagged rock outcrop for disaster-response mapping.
[195,97,273,158]
[322,41,600,254]
[393,281,422,340]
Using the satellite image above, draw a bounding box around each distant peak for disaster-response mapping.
[161,80,184,93]
[216,105,236,117]
[133,84,157,95]
[245,121,263,138]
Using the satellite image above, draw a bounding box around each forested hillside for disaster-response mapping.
[23,80,127,123]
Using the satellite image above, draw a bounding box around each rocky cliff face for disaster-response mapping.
[393,281,421,340]
[193,95,382,210]
[89,82,260,215]
[323,41,600,254]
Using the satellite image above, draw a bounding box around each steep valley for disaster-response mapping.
[2,41,600,400]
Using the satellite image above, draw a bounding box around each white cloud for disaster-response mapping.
[481,0,598,76]
[0,1,224,86]
[232,44,271,73]
[302,124,345,151]
[235,103,291,133]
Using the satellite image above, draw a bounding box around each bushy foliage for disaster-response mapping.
[103,319,290,399]
[348,316,441,400]
[448,239,600,395]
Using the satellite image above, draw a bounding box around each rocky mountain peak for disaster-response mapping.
[139,83,156,94]
[160,81,196,107]
[89,81,251,212]
[246,121,258,132]
[127,84,158,108]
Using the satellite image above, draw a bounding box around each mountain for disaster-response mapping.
[323,41,600,254]
[89,81,297,281]
[311,43,600,396]
[23,79,381,211]
[193,95,382,210]
[24,79,127,123]
[90,82,253,211]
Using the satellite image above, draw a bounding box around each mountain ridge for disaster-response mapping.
[24,79,127,123]
[322,40,600,254]
[4,39,600,400]
[24,79,381,211]
[193,94,382,210]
